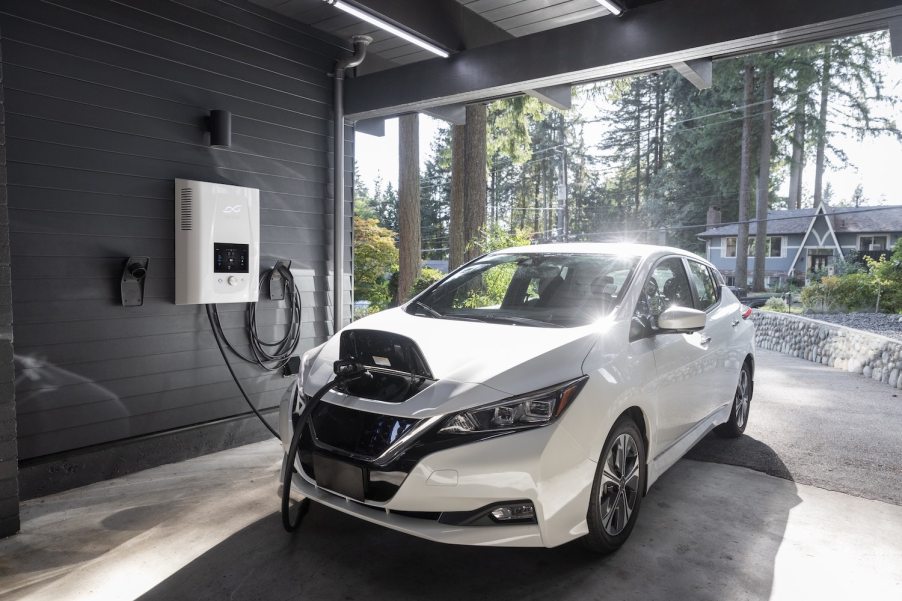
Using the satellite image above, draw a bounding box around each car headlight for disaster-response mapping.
[438,376,588,434]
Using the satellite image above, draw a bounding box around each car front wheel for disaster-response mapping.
[582,416,645,553]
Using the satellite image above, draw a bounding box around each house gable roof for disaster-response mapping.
[788,203,843,275]
[698,204,902,238]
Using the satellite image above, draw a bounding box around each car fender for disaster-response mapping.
[560,318,657,466]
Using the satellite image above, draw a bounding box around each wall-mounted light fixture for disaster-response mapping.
[323,0,449,58]
[208,109,231,148]
[595,0,624,17]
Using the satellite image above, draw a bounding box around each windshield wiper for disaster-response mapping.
[412,300,443,318]
[449,314,564,328]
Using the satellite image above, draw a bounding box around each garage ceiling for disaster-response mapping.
[248,0,646,72]
[249,0,902,121]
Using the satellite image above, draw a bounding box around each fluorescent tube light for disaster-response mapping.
[596,0,623,16]
[325,0,450,58]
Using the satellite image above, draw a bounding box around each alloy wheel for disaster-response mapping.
[598,433,641,536]
[735,368,750,429]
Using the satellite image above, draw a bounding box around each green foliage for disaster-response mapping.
[862,245,902,312]
[801,273,876,313]
[488,96,548,166]
[814,245,902,313]
[762,296,789,312]
[451,226,534,309]
[353,168,377,220]
[834,255,865,275]
[356,33,900,278]
[421,125,452,260]
[458,262,517,309]
[467,223,532,256]
[353,216,398,310]
[411,267,444,296]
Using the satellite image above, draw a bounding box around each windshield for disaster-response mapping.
[408,253,639,328]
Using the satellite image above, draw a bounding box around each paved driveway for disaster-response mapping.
[1,349,901,601]
[688,348,902,505]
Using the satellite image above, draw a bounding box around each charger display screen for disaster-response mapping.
[214,242,249,273]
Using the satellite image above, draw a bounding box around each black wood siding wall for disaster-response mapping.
[0,29,20,536]
[0,0,352,480]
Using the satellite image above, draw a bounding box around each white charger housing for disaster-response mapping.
[175,179,260,305]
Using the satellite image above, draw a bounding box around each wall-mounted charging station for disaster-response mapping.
[176,178,301,442]
[175,179,260,305]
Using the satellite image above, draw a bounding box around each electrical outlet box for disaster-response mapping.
[175,179,260,305]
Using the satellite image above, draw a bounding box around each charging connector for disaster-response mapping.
[281,362,367,532]
[269,259,291,301]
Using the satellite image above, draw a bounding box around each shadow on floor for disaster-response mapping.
[136,446,800,601]
[686,432,794,481]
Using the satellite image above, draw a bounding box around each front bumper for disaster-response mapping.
[278,398,597,548]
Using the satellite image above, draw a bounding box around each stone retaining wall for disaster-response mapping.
[750,311,902,388]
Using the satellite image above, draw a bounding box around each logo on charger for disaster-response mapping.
[223,205,242,215]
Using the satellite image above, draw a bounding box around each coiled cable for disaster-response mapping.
[209,262,302,372]
[206,261,303,439]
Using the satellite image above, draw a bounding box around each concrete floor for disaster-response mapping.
[688,350,902,503]
[2,349,902,601]
[1,445,901,600]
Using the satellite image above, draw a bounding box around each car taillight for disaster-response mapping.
[741,305,753,320]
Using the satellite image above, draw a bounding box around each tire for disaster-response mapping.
[582,416,646,554]
[716,362,753,438]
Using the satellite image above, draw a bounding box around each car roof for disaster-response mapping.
[491,242,706,262]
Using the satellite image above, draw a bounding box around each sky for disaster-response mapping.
[354,53,902,208]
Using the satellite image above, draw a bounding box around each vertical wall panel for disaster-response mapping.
[0,25,21,536]
[0,0,351,472]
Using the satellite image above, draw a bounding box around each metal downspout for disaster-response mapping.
[332,35,371,333]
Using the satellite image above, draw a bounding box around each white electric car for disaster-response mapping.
[279,243,755,552]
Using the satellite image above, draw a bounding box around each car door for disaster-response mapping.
[684,258,737,419]
[631,256,711,457]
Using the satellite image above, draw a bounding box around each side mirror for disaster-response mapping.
[658,306,706,333]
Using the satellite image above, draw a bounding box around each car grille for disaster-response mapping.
[298,402,422,502]
[309,402,419,460]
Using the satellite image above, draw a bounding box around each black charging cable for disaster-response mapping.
[209,262,302,372]
[206,304,280,439]
[281,360,367,532]
[205,261,303,439]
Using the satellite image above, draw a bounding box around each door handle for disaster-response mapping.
[732,318,740,327]
[700,335,712,345]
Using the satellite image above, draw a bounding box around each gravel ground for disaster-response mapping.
[801,312,902,341]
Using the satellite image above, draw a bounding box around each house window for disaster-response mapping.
[723,236,782,258]
[770,236,782,257]
[724,238,737,258]
[859,236,888,251]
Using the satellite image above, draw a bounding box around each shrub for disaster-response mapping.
[353,216,398,311]
[801,273,875,313]
[835,273,878,311]
[800,275,840,313]
[762,296,788,312]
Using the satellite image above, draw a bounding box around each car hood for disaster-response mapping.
[303,308,605,417]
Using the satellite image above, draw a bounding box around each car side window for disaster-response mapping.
[708,265,724,302]
[631,257,693,341]
[687,260,718,311]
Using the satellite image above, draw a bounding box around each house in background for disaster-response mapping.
[699,203,902,289]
